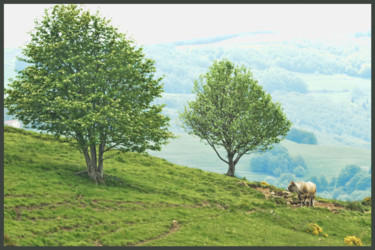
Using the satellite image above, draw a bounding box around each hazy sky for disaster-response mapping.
[4,4,371,48]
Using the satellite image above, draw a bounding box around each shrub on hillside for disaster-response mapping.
[260,181,270,187]
[362,196,371,206]
[345,201,366,213]
[344,236,362,246]
[305,223,327,237]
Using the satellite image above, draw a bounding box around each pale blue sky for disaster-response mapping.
[4,4,371,48]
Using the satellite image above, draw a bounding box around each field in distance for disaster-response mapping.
[148,133,371,183]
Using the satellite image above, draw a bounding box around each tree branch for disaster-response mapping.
[234,151,246,166]
[104,143,119,152]
[205,138,229,164]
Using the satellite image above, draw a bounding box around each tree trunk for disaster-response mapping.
[226,154,236,177]
[98,142,105,177]
[83,148,105,184]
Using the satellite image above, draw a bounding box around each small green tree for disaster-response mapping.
[5,5,174,184]
[336,165,361,188]
[319,175,329,191]
[180,59,292,177]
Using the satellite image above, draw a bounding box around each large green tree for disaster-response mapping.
[5,5,173,184]
[180,59,292,177]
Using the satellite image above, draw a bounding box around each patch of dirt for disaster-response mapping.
[215,204,228,210]
[93,240,103,246]
[255,186,346,213]
[255,187,272,199]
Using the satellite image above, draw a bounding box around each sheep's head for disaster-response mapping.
[287,180,297,192]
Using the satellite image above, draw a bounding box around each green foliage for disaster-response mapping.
[336,165,369,193]
[5,4,173,182]
[286,128,317,144]
[4,128,371,246]
[273,91,370,148]
[329,177,337,190]
[6,37,371,150]
[250,145,307,177]
[144,36,370,96]
[355,174,371,191]
[254,67,308,93]
[324,165,371,201]
[336,165,361,188]
[318,176,329,191]
[6,4,172,152]
[180,59,292,176]
[311,165,370,201]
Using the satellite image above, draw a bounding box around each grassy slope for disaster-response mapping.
[4,126,371,246]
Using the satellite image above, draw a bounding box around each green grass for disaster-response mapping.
[4,126,371,246]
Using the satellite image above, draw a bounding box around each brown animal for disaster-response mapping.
[287,180,316,207]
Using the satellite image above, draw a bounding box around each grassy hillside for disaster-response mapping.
[4,126,371,246]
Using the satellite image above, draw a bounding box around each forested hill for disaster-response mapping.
[145,31,370,94]
[144,32,370,149]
